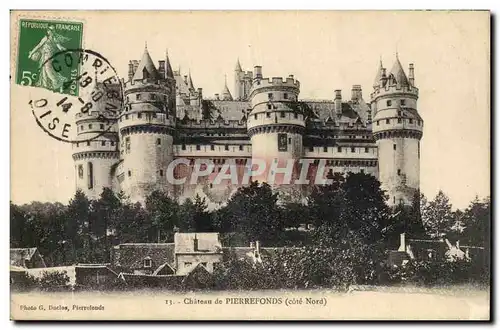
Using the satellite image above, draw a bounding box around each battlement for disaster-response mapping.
[307,119,369,131]
[371,84,419,100]
[252,76,300,90]
[75,111,118,122]
[177,117,247,129]
[124,79,168,91]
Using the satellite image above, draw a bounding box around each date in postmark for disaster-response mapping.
[28,48,123,143]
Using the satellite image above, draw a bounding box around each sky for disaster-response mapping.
[10,10,490,209]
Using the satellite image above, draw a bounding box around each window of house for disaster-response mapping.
[337,147,342,152]
[225,145,229,151]
[87,141,90,146]
[80,125,84,131]
[397,169,401,175]
[309,146,314,152]
[128,170,132,177]
[398,110,402,117]
[288,138,292,144]
[159,170,164,177]
[201,262,207,267]
[111,141,115,146]
[210,145,215,151]
[136,94,141,100]
[365,147,369,153]
[266,112,271,118]
[267,104,272,110]
[409,119,413,124]
[273,105,278,110]
[184,262,192,268]
[360,169,365,174]
[393,144,396,150]
[268,93,273,99]
[150,94,156,100]
[284,93,288,99]
[386,119,390,124]
[401,99,406,106]
[89,124,93,129]
[152,113,157,118]
[323,146,328,152]
[196,145,201,151]
[125,137,131,153]
[239,145,243,151]
[398,118,402,123]
[181,144,186,150]
[101,141,106,146]
[351,147,355,153]
[144,258,152,268]
[387,100,392,106]
[100,124,104,129]
[376,121,380,126]
[138,112,142,118]
[254,114,257,120]
[125,114,129,120]
[280,112,285,118]
[157,138,161,146]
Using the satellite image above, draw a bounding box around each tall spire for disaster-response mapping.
[390,53,409,87]
[165,48,174,78]
[187,70,195,90]
[235,58,242,72]
[373,58,383,88]
[132,45,159,81]
[222,74,233,101]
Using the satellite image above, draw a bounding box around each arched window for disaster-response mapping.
[142,67,149,79]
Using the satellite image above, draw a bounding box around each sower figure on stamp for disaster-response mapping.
[28,25,70,93]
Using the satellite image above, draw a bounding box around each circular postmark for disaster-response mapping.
[28,48,123,143]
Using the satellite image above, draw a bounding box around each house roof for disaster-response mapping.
[389,55,409,87]
[10,248,42,267]
[112,243,175,270]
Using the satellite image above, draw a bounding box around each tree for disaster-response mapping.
[220,181,282,244]
[421,190,456,238]
[91,188,122,262]
[66,190,91,263]
[462,196,490,247]
[145,190,179,243]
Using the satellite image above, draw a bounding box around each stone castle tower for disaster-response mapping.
[371,54,424,207]
[117,46,177,201]
[246,66,304,184]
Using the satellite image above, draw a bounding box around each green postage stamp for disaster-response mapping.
[16,19,83,95]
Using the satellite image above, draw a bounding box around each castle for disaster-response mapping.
[71,46,424,208]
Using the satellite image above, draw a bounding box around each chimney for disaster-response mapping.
[197,88,203,98]
[158,60,165,78]
[408,63,415,86]
[334,90,342,116]
[351,84,362,101]
[288,74,294,79]
[215,93,220,100]
[193,234,199,252]
[398,233,406,252]
[128,61,135,81]
[255,241,261,256]
[253,66,262,80]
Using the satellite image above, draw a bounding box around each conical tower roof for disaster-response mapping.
[373,58,383,88]
[165,50,174,78]
[132,44,160,81]
[389,54,409,86]
[235,58,242,72]
[187,71,195,90]
[222,75,233,100]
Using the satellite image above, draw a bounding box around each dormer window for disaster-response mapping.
[142,68,149,79]
[143,257,152,268]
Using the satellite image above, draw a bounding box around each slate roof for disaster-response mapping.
[112,243,175,271]
[10,248,46,268]
[132,47,160,81]
[389,56,409,87]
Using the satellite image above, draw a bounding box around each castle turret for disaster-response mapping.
[371,54,424,207]
[72,82,120,200]
[118,45,176,202]
[246,67,304,185]
[222,75,233,101]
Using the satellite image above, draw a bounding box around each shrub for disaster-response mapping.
[10,272,39,291]
[38,271,71,291]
